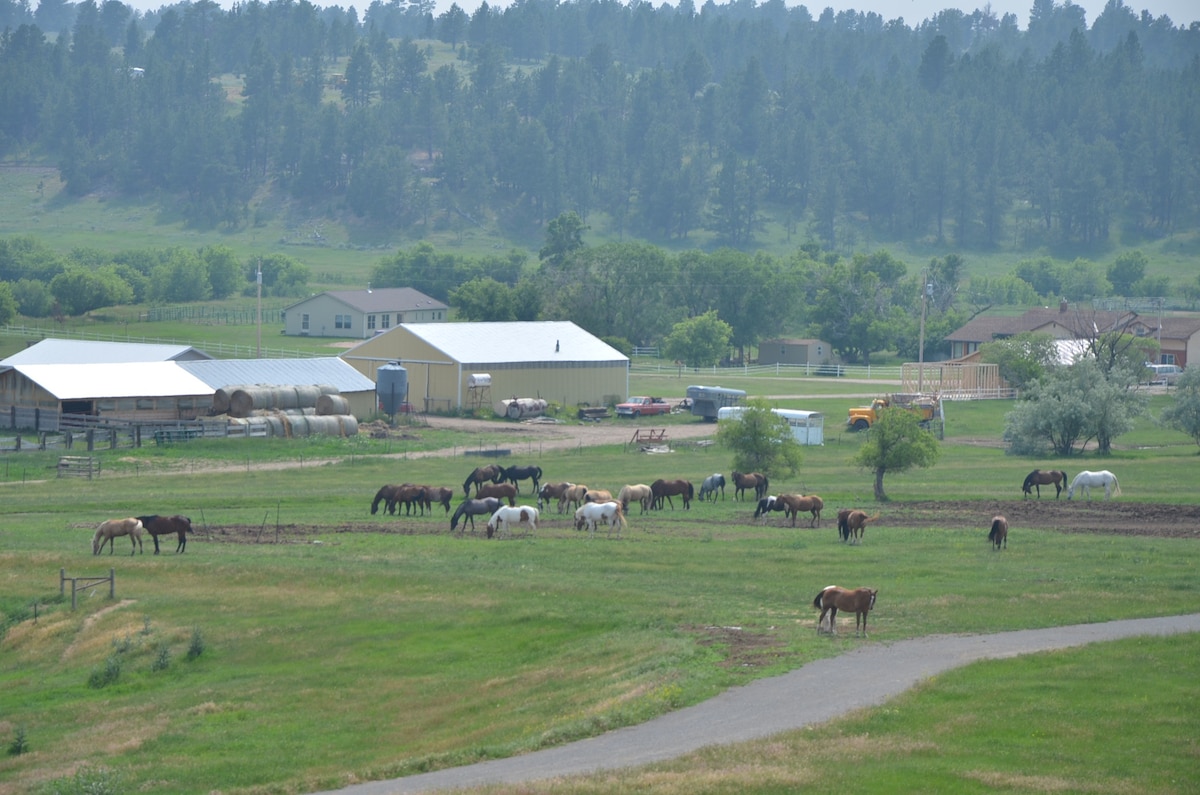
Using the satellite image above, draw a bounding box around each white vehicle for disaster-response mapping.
[1144,363,1183,386]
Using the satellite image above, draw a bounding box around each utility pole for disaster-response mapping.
[917,269,930,393]
[256,259,262,359]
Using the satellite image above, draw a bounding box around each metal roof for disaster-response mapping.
[0,338,211,365]
[180,357,376,392]
[13,362,215,400]
[285,288,448,314]
[391,321,628,364]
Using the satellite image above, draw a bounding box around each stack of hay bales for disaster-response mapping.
[216,384,358,438]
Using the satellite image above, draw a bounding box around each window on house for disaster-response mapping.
[367,315,376,330]
[335,314,351,330]
[381,314,390,329]
[302,314,310,330]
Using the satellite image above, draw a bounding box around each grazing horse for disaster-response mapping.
[837,508,853,542]
[776,494,823,528]
[451,497,502,533]
[1022,469,1068,500]
[754,495,789,522]
[842,510,879,544]
[486,505,539,539]
[1067,470,1121,501]
[574,501,627,538]
[498,464,542,495]
[93,518,144,556]
[462,464,503,496]
[538,482,574,512]
[618,484,654,514]
[558,483,589,514]
[420,486,455,515]
[698,473,726,502]
[476,482,518,506]
[371,484,426,515]
[988,515,1008,550]
[731,471,768,501]
[135,514,191,554]
[813,585,878,637]
[583,489,614,504]
[650,478,694,510]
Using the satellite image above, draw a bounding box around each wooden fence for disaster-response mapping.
[57,456,99,479]
[61,567,115,610]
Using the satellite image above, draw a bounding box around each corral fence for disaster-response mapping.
[630,360,904,380]
[61,567,115,610]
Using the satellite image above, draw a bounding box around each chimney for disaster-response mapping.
[1059,298,1068,314]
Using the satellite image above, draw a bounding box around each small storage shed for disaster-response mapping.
[757,338,834,367]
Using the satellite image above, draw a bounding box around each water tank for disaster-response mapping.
[376,362,409,415]
[467,373,491,388]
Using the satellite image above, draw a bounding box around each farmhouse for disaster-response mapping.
[341,321,629,414]
[281,288,448,338]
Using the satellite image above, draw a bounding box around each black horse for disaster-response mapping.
[135,514,192,554]
[498,464,542,495]
[450,497,502,534]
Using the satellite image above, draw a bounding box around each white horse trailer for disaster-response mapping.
[717,406,824,446]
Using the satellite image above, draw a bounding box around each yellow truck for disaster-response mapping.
[846,393,941,433]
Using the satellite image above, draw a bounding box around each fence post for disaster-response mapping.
[86,429,94,451]
[71,578,77,610]
[60,568,66,596]
[109,568,115,599]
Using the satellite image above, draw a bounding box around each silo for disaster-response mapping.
[376,362,409,416]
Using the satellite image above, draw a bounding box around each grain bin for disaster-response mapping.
[377,362,409,415]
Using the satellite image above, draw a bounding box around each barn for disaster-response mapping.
[341,321,629,414]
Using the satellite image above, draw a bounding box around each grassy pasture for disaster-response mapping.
[0,413,1198,794]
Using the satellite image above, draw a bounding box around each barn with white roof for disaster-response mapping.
[341,321,629,414]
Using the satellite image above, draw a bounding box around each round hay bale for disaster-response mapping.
[213,385,254,414]
[293,385,323,407]
[264,415,288,438]
[316,394,351,415]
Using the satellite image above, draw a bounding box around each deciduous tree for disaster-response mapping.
[852,407,940,501]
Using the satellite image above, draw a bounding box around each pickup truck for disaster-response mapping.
[615,396,672,418]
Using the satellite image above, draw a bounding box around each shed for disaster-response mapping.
[757,338,834,367]
[341,321,629,414]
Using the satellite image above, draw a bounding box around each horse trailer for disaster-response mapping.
[716,406,824,445]
[686,385,746,421]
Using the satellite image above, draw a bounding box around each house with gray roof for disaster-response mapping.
[281,288,448,339]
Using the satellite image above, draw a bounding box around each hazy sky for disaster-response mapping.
[121,0,1200,28]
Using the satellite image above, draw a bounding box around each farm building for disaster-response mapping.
[2,338,213,364]
[281,288,448,338]
[756,338,835,367]
[341,321,629,414]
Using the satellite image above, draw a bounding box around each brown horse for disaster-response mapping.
[371,484,425,515]
[462,464,503,496]
[988,515,1008,550]
[476,481,517,506]
[420,486,455,515]
[776,494,822,527]
[651,478,694,510]
[1022,469,1068,500]
[842,510,879,544]
[93,518,144,555]
[135,514,191,554]
[813,585,878,636]
[731,471,768,501]
[537,482,574,512]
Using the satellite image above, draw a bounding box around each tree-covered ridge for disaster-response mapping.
[1,0,1198,252]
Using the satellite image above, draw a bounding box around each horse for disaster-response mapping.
[753,495,789,522]
[650,478,693,510]
[1067,470,1121,501]
[538,482,574,512]
[135,514,191,554]
[836,508,853,542]
[1022,469,1068,500]
[420,486,455,515]
[450,497,502,533]
[698,473,726,502]
[988,515,1008,550]
[486,505,539,539]
[93,518,144,556]
[476,482,518,506]
[618,484,654,514]
[731,471,768,501]
[371,484,426,516]
[583,488,614,504]
[813,585,878,637]
[558,483,589,514]
[776,494,822,528]
[462,464,503,496]
[842,510,879,544]
[498,464,542,495]
[574,501,626,538]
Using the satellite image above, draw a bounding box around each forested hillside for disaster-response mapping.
[2,0,1198,253]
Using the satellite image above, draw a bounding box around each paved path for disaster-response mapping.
[315,613,1200,795]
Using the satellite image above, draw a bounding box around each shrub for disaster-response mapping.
[186,627,205,660]
[8,726,27,756]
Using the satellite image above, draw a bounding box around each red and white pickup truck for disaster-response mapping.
[615,396,672,418]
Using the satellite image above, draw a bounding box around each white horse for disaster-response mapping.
[485,505,539,539]
[573,501,626,538]
[1067,470,1121,500]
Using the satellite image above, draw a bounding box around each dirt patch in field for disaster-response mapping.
[873,499,1200,539]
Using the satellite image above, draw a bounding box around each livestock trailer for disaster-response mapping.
[716,406,824,445]
[687,385,746,421]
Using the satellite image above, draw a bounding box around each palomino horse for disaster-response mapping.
[476,482,518,506]
[583,489,614,504]
[731,471,768,501]
[93,518,144,555]
[486,505,539,539]
[813,585,878,637]
[776,494,823,528]
[574,501,627,538]
[841,510,879,544]
[538,482,574,512]
[450,497,502,533]
[650,478,694,510]
[497,464,542,495]
[462,464,503,496]
[618,484,653,513]
[558,484,590,514]
[1022,469,1068,500]
[988,515,1008,550]
[1067,470,1121,501]
[698,473,726,502]
[753,495,788,522]
[135,514,191,554]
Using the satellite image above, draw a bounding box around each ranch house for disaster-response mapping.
[341,321,629,414]
[281,288,448,339]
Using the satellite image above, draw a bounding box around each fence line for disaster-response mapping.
[629,361,905,380]
[61,567,115,610]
